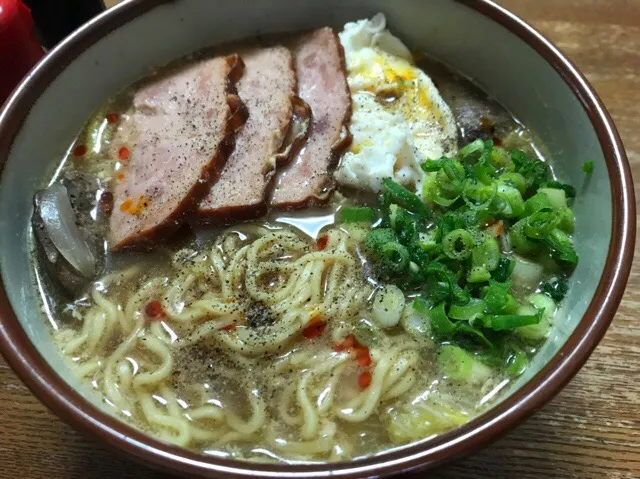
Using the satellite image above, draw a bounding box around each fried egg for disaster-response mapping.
[335,14,458,193]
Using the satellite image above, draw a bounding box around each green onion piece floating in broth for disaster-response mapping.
[582,161,594,174]
[437,345,493,384]
[353,322,380,347]
[541,277,569,302]
[505,349,529,376]
[482,312,542,331]
[340,206,376,224]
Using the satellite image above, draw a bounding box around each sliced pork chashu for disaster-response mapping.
[198,46,308,221]
[270,28,352,208]
[109,55,246,249]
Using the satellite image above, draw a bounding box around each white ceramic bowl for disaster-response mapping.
[0,1,634,477]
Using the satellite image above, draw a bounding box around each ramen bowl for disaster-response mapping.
[0,0,634,477]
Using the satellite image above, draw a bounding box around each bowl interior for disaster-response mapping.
[0,0,612,460]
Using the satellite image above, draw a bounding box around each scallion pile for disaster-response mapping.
[340,139,578,380]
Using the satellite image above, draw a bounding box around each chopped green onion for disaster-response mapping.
[483,281,518,314]
[382,178,431,219]
[422,158,450,172]
[442,160,466,184]
[510,219,541,255]
[490,146,515,171]
[523,209,560,240]
[426,262,471,305]
[372,285,406,328]
[417,231,439,253]
[506,350,529,376]
[467,266,491,283]
[496,184,525,217]
[472,235,501,271]
[544,228,578,264]
[540,181,576,198]
[463,181,497,210]
[537,187,567,209]
[448,299,486,321]
[430,303,457,336]
[482,312,542,331]
[365,228,397,256]
[339,206,376,224]
[391,206,420,245]
[442,228,474,260]
[455,322,494,348]
[516,295,555,341]
[528,293,557,318]
[582,161,594,174]
[358,141,576,368]
[492,257,515,282]
[433,194,459,207]
[510,254,545,290]
[499,172,527,194]
[557,207,575,233]
[412,297,430,315]
[511,150,549,192]
[458,139,485,163]
[523,192,553,217]
[437,345,493,384]
[541,277,568,302]
[380,242,410,272]
[473,157,498,185]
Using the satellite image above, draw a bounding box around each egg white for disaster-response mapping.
[336,14,458,193]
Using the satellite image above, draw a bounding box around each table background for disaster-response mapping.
[1,0,638,477]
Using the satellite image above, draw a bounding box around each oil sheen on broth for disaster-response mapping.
[32,15,578,463]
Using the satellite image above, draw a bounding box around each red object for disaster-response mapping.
[72,144,87,157]
[333,333,356,352]
[0,0,44,105]
[118,146,130,161]
[354,346,372,366]
[316,235,328,250]
[144,300,166,320]
[357,371,372,389]
[301,316,326,339]
[106,112,120,124]
[98,191,113,216]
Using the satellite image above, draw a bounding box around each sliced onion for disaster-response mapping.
[36,183,96,278]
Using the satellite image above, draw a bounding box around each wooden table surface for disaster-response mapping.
[1,1,639,477]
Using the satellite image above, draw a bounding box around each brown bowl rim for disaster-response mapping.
[0,0,635,477]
